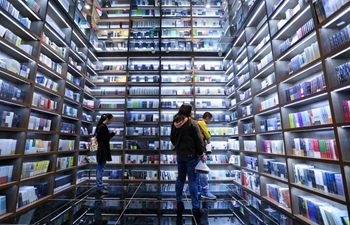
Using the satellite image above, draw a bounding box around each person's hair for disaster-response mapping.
[202,112,213,120]
[95,113,113,134]
[173,103,192,123]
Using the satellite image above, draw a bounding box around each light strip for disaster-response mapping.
[237,80,250,91]
[38,63,62,80]
[236,64,248,76]
[36,85,60,97]
[254,63,273,79]
[18,0,41,20]
[224,48,233,60]
[48,2,70,28]
[234,31,245,46]
[68,64,84,77]
[247,2,265,27]
[249,23,268,45]
[50,206,72,221]
[32,106,60,115]
[251,43,270,62]
[283,93,327,107]
[256,85,276,97]
[282,61,321,83]
[44,24,68,46]
[73,31,87,48]
[0,40,34,62]
[279,32,316,61]
[0,69,30,84]
[235,48,247,63]
[0,11,36,40]
[274,5,310,40]
[256,106,279,116]
[71,49,84,62]
[333,84,350,93]
[41,44,64,62]
[323,7,350,28]
[329,45,350,59]
[88,49,98,61]
[271,0,289,20]
[0,98,26,107]
[226,64,234,73]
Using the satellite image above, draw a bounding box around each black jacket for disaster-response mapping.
[171,118,204,158]
[96,124,115,162]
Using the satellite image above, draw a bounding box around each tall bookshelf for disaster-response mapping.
[223,0,350,224]
[0,0,99,221]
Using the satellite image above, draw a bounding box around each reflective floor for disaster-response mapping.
[1,182,294,225]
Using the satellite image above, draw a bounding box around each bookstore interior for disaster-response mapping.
[1,0,350,224]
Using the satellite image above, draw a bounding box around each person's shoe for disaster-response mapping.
[98,188,109,194]
[201,191,216,200]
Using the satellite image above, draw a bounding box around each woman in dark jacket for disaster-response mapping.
[95,113,116,194]
[171,103,206,215]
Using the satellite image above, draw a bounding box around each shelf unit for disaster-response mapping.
[90,0,226,53]
[223,0,350,224]
[0,0,99,221]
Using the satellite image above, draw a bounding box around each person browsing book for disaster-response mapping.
[95,113,117,194]
[171,103,206,216]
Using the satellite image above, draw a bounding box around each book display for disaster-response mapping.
[222,0,350,224]
[1,0,350,224]
[0,0,100,221]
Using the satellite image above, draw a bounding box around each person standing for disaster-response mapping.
[197,112,217,200]
[171,103,206,215]
[95,113,117,194]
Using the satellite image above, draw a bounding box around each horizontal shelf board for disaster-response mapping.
[318,1,350,29]
[258,152,286,157]
[15,195,52,214]
[52,184,76,196]
[255,106,280,116]
[0,9,39,41]
[82,106,94,111]
[93,95,126,98]
[21,171,54,182]
[23,152,54,157]
[291,183,346,203]
[0,181,18,190]
[37,63,64,80]
[0,67,31,84]
[238,115,254,121]
[124,135,159,138]
[26,129,57,134]
[81,120,94,124]
[35,84,60,97]
[260,172,288,184]
[0,96,28,108]
[126,121,159,125]
[0,154,23,160]
[10,0,43,21]
[281,90,328,108]
[256,130,283,135]
[65,80,82,91]
[58,132,79,136]
[84,78,96,88]
[41,42,66,62]
[61,114,80,121]
[0,38,36,62]
[0,127,27,132]
[283,124,333,132]
[294,214,319,225]
[286,154,339,163]
[55,166,77,173]
[261,196,292,214]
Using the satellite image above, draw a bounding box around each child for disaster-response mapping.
[197,112,216,200]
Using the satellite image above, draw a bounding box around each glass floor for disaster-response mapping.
[1,182,294,225]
